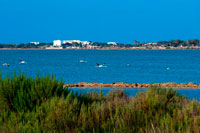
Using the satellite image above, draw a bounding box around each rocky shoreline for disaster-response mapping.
[64,82,200,89]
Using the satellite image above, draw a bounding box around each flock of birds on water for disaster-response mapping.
[2,60,26,67]
[2,59,171,70]
[79,60,171,70]
[80,60,107,67]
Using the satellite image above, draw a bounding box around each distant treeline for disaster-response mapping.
[157,39,200,47]
[92,42,132,48]
[0,39,200,48]
[0,43,52,48]
[133,39,200,47]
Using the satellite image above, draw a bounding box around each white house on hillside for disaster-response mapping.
[107,42,117,45]
[63,40,90,45]
[30,42,40,45]
[53,40,62,47]
[63,40,81,44]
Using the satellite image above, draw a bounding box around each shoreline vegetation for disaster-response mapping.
[64,82,200,89]
[0,39,200,50]
[1,73,200,132]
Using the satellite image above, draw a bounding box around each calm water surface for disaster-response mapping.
[0,50,200,99]
[72,88,200,100]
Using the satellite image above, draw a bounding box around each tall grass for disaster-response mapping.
[0,73,200,132]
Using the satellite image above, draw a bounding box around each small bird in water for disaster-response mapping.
[19,60,26,64]
[96,63,106,67]
[80,60,87,63]
[2,63,10,67]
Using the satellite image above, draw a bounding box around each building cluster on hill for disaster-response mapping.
[45,40,119,49]
[0,39,199,49]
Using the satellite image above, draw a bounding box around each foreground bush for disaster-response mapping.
[0,72,70,112]
[0,73,200,132]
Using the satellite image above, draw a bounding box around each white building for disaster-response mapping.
[63,40,90,45]
[63,40,81,44]
[30,42,40,45]
[81,41,90,45]
[107,42,117,45]
[53,40,62,47]
[145,42,157,45]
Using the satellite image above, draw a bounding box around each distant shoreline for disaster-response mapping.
[0,48,200,50]
[64,82,200,89]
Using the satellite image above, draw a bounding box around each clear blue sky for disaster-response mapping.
[0,0,199,44]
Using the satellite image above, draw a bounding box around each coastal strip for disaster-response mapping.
[64,82,200,89]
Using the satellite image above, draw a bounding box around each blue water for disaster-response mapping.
[72,88,200,100]
[1,50,200,84]
[0,50,200,99]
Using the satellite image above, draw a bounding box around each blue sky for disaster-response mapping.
[0,0,199,44]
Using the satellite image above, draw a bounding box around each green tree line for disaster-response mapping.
[0,43,52,48]
[157,39,200,47]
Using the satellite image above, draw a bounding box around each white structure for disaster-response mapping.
[63,40,90,45]
[63,40,81,44]
[145,42,157,45]
[81,41,90,45]
[30,42,40,45]
[107,42,117,45]
[53,40,62,47]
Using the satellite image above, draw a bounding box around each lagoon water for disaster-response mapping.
[0,50,200,99]
[72,88,200,100]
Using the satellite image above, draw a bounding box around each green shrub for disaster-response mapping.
[0,72,70,112]
[0,73,200,132]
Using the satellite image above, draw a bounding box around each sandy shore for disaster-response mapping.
[64,82,200,89]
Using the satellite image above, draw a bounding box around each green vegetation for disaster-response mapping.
[0,73,200,132]
[157,39,200,47]
[0,42,52,49]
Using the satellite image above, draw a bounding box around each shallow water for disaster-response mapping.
[71,88,200,100]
